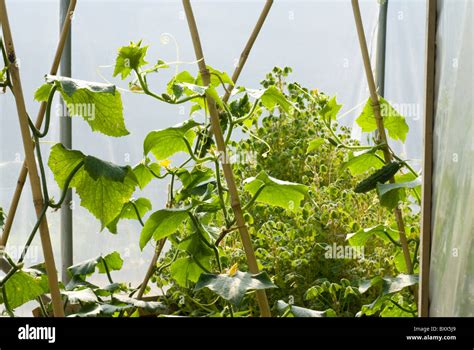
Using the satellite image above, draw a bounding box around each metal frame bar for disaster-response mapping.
[59,0,74,285]
[419,0,437,317]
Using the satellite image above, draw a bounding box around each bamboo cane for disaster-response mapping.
[136,1,273,302]
[0,0,64,317]
[351,0,413,274]
[222,0,273,103]
[137,238,166,300]
[0,0,77,248]
[182,0,271,317]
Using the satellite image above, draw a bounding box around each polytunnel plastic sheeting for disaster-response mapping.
[429,0,473,316]
[384,0,426,164]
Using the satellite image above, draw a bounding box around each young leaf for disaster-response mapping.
[143,120,200,160]
[132,162,162,190]
[113,41,148,79]
[260,86,293,113]
[306,138,325,153]
[34,83,53,102]
[166,71,195,97]
[320,96,342,121]
[139,208,190,250]
[48,144,137,228]
[106,198,152,234]
[342,151,385,175]
[97,251,124,274]
[45,75,129,137]
[346,225,385,246]
[196,65,233,88]
[356,97,409,142]
[243,171,308,212]
[195,271,277,306]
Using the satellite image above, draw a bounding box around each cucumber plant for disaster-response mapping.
[303,75,421,316]
[0,39,312,316]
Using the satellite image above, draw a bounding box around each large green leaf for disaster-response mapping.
[276,300,335,317]
[113,41,148,79]
[359,274,419,295]
[195,271,277,306]
[107,198,152,233]
[0,271,46,309]
[139,208,190,250]
[143,120,199,160]
[243,171,308,212]
[48,144,137,228]
[45,75,128,137]
[356,97,409,142]
[68,251,123,278]
[170,257,209,287]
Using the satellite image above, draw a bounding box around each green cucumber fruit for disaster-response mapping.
[354,161,402,193]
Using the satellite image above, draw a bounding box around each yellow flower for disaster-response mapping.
[159,159,172,168]
[228,263,239,277]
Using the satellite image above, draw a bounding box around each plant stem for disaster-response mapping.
[242,185,265,212]
[100,257,114,284]
[131,200,145,227]
[136,238,166,300]
[18,204,48,264]
[37,296,48,317]
[49,161,84,209]
[214,160,230,226]
[2,286,14,317]
[28,85,57,138]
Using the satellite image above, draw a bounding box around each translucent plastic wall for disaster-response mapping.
[429,0,473,317]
